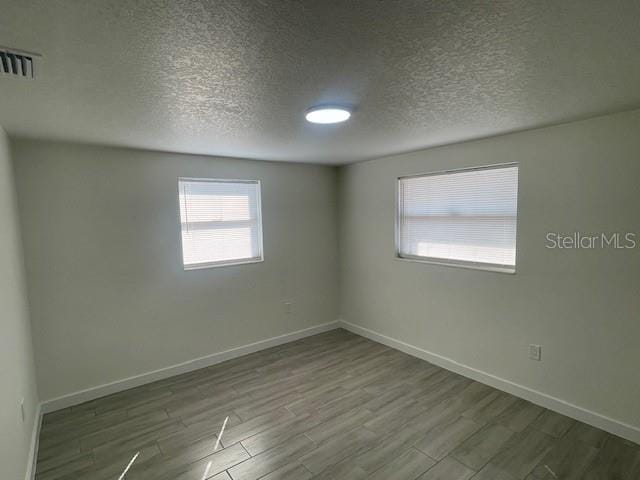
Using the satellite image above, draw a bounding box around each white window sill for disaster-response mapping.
[183,257,264,271]
[395,255,516,274]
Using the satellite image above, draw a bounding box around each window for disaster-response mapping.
[396,164,518,272]
[178,178,263,269]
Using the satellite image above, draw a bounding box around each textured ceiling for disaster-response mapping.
[1,0,640,164]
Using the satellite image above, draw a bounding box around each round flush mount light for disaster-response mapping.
[305,105,352,124]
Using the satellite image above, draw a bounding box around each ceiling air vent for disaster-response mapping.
[0,47,39,79]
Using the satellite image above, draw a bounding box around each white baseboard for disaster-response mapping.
[25,403,42,480]
[339,319,640,445]
[41,321,340,414]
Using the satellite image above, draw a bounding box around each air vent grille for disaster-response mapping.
[0,48,36,78]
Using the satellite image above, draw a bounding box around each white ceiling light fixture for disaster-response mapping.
[305,105,352,124]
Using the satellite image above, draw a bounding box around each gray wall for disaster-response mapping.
[13,140,339,401]
[338,109,640,430]
[0,128,39,480]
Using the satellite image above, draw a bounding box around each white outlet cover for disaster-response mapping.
[529,344,542,361]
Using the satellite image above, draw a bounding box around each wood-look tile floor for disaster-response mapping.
[36,329,640,480]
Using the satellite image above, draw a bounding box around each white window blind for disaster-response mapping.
[178,178,263,269]
[397,164,518,272]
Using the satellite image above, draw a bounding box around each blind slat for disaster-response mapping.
[178,178,263,268]
[397,165,518,269]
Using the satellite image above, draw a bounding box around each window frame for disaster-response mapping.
[395,163,519,274]
[177,177,264,271]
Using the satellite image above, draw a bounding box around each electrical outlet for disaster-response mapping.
[529,344,542,361]
[20,398,25,422]
[283,302,293,314]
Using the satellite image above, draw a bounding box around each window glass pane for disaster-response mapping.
[179,178,263,268]
[398,164,518,270]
